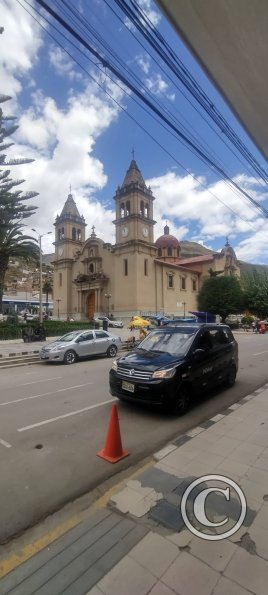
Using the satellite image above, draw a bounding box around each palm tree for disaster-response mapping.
[0,95,39,312]
[43,278,53,313]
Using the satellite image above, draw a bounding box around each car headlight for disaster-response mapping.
[112,360,118,371]
[51,345,65,351]
[152,367,176,379]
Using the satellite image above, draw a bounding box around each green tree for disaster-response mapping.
[198,275,244,322]
[0,95,39,313]
[43,278,53,313]
[241,270,268,318]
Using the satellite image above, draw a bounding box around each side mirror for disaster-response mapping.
[193,348,206,359]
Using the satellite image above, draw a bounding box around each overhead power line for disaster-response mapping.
[33,0,268,220]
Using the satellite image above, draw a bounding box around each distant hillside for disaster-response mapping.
[239,261,268,275]
[180,240,213,258]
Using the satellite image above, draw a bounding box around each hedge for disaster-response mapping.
[0,320,99,341]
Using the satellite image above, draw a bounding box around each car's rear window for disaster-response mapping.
[138,328,197,356]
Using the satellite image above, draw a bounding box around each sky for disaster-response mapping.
[1,0,268,263]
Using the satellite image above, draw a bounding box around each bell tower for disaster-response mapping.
[113,159,156,245]
[54,192,86,260]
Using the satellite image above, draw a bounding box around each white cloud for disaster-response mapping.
[135,54,150,74]
[145,73,168,95]
[48,46,82,81]
[146,170,268,262]
[1,0,43,96]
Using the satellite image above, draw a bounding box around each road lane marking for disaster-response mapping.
[18,398,117,431]
[253,351,268,356]
[0,515,81,578]
[0,438,12,448]
[20,377,63,386]
[0,383,94,407]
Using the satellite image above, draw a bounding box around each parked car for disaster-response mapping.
[128,315,151,329]
[40,329,121,364]
[94,316,124,328]
[109,323,238,414]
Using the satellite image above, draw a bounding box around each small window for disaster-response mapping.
[177,247,180,257]
[120,203,125,218]
[89,263,94,273]
[140,200,144,216]
[167,247,172,256]
[59,272,62,286]
[158,248,162,257]
[192,279,197,291]
[126,201,130,216]
[79,332,93,342]
[124,259,128,276]
[181,277,186,290]
[144,204,148,217]
[72,227,76,240]
[168,274,174,288]
[95,331,108,338]
[144,259,148,276]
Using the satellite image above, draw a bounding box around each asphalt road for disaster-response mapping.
[0,331,268,543]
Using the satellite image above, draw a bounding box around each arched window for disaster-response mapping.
[140,200,144,216]
[144,204,148,217]
[89,263,94,273]
[120,203,125,218]
[77,229,82,241]
[61,227,64,239]
[126,201,130,216]
[167,247,172,256]
[158,248,162,257]
[72,227,76,240]
[58,229,61,241]
[89,249,94,257]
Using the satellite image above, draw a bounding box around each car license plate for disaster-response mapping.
[122,380,134,393]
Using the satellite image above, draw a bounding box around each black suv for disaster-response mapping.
[109,324,238,414]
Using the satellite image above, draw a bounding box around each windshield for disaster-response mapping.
[138,329,197,356]
[56,332,80,343]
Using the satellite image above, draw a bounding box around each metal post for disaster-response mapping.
[39,235,43,324]
[105,293,111,317]
[182,301,186,317]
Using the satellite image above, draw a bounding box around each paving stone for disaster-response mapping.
[199,419,215,429]
[0,509,115,594]
[213,576,253,595]
[149,500,184,531]
[162,551,219,595]
[129,490,162,518]
[85,587,104,595]
[61,524,149,595]
[228,403,242,410]
[110,486,148,514]
[240,478,267,503]
[244,466,268,488]
[97,555,157,595]
[189,535,237,571]
[224,546,268,595]
[231,443,264,465]
[253,504,268,530]
[153,444,177,461]
[249,523,268,560]
[185,426,204,437]
[172,435,192,447]
[166,529,193,548]
[221,408,234,416]
[129,531,178,578]
[215,458,250,478]
[208,436,241,457]
[147,581,177,595]
[138,467,182,494]
[17,517,136,595]
[210,414,225,422]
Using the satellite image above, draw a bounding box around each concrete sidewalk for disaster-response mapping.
[1,384,268,594]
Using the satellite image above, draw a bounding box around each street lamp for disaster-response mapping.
[32,229,52,324]
[105,293,111,318]
[56,298,62,319]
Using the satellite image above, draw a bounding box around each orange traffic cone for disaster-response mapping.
[97,404,129,463]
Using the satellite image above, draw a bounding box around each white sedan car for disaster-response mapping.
[40,329,121,364]
[94,316,124,328]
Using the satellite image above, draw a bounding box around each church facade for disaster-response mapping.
[52,159,240,321]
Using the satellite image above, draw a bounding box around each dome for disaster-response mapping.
[155,224,180,249]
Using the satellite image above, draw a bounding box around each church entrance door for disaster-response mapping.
[87,292,95,319]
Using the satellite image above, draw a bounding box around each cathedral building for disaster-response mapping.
[52,159,240,321]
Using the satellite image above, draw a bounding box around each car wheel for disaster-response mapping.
[225,365,237,387]
[107,344,118,358]
[172,384,191,415]
[63,350,77,365]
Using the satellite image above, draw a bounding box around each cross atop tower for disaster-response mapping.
[131,148,135,160]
